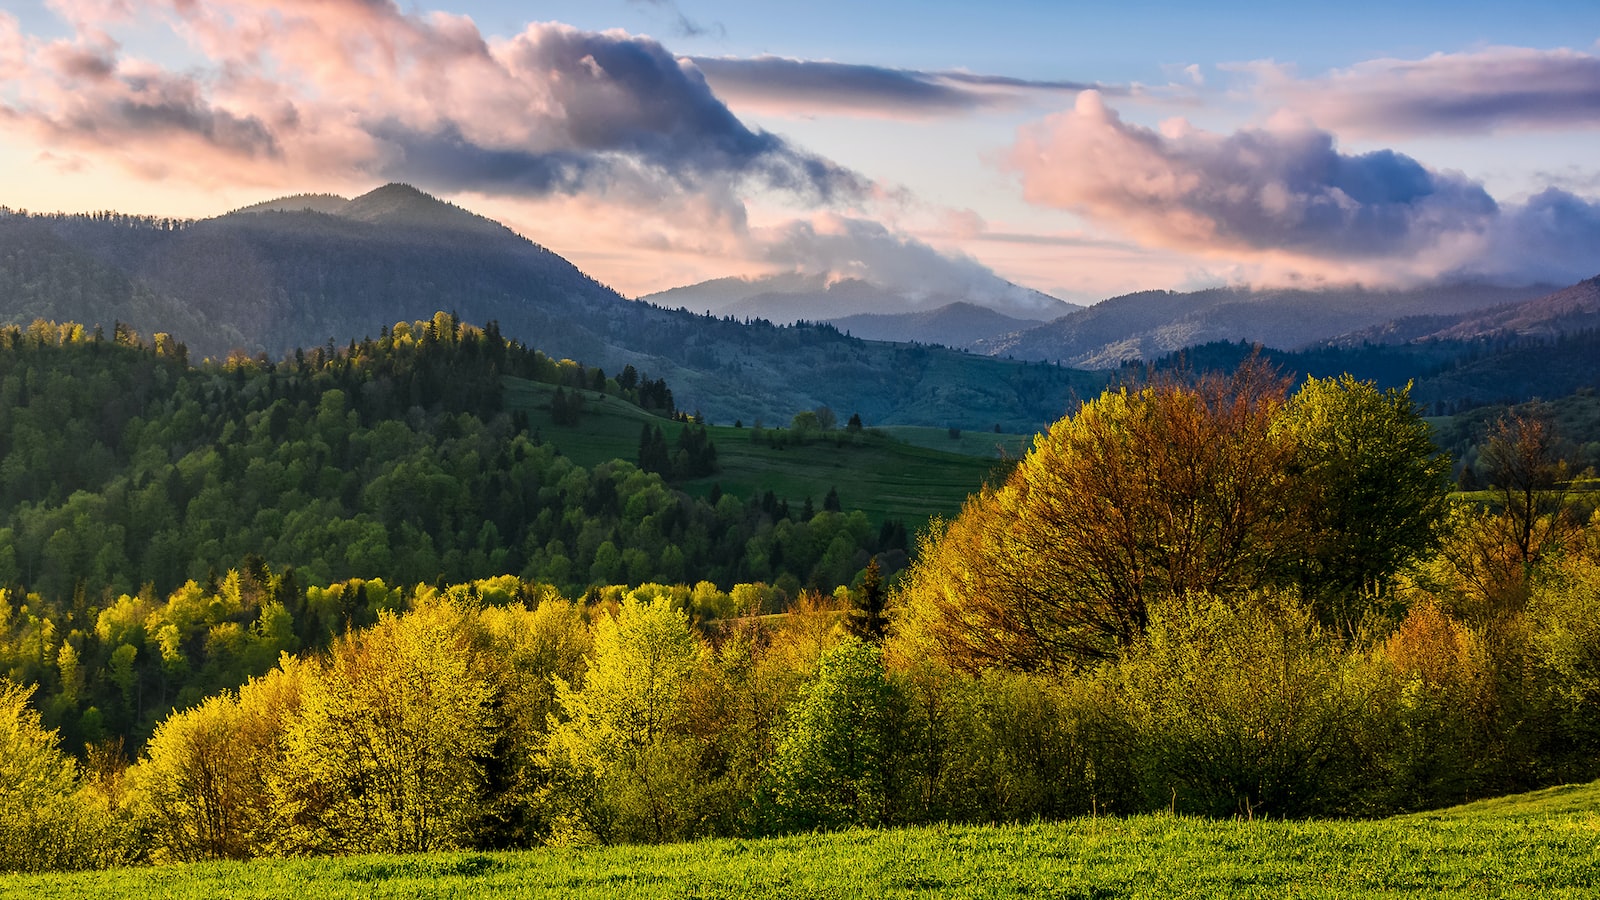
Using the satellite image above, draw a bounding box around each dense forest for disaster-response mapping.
[0,315,910,752]
[1,319,1598,873]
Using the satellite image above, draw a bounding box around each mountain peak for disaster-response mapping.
[337,183,490,230]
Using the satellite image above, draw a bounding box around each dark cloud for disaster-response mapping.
[490,28,870,201]
[1014,93,1496,258]
[1479,187,1600,284]
[691,55,1113,117]
[15,61,282,160]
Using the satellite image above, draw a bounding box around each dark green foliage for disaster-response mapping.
[765,640,907,831]
[0,316,886,604]
[846,558,887,643]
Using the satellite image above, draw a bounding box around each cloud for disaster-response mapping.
[690,55,1113,118]
[1009,91,1600,285]
[0,1,869,205]
[756,213,1064,313]
[1261,46,1600,137]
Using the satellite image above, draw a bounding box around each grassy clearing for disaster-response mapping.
[8,783,1597,899]
[505,378,1008,526]
[875,425,1036,460]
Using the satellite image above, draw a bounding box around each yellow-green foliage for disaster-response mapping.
[130,659,309,861]
[275,599,498,855]
[0,679,127,872]
[1109,592,1370,817]
[544,595,705,845]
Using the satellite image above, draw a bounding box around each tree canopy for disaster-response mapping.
[897,365,1452,671]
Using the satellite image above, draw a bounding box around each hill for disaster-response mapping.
[829,301,1043,348]
[0,187,1100,430]
[980,282,1554,368]
[6,781,1596,898]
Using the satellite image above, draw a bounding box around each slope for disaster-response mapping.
[830,301,1044,348]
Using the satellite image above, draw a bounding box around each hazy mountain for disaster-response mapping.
[640,272,1076,323]
[978,282,1556,368]
[829,302,1042,348]
[1424,275,1600,341]
[0,185,1103,430]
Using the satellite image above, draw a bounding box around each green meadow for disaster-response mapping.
[8,782,1596,899]
[505,377,1018,525]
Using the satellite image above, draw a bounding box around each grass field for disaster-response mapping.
[505,378,1014,526]
[7,782,1597,898]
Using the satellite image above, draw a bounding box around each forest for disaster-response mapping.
[0,317,1597,872]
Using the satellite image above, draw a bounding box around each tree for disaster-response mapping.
[132,660,309,861]
[1481,408,1574,566]
[272,600,497,854]
[1280,375,1451,630]
[898,365,1458,670]
[0,678,124,872]
[898,363,1298,670]
[765,639,905,831]
[544,594,704,843]
[848,557,888,642]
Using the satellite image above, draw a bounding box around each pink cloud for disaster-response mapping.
[1,1,870,203]
[1009,91,1600,286]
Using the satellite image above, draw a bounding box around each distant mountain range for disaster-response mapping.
[640,272,1077,326]
[830,302,1044,348]
[975,282,1557,368]
[2,183,1595,429]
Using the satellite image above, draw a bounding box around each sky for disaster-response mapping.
[2,0,1599,305]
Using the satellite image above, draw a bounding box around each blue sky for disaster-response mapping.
[1,0,1597,304]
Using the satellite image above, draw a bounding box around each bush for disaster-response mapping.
[0,679,131,871]
[764,639,908,831]
[1110,592,1371,818]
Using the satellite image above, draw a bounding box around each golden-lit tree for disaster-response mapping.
[897,364,1452,670]
[898,362,1298,670]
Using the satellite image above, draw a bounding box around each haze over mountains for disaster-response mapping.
[1,183,1596,427]
[640,272,1077,332]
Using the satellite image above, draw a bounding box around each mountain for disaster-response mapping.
[1424,275,1600,341]
[1142,276,1600,414]
[0,185,1103,430]
[978,282,1556,368]
[829,302,1042,348]
[640,272,1076,324]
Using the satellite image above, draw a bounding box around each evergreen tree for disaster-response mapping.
[848,557,888,643]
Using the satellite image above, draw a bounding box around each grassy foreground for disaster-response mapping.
[6,783,1598,899]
